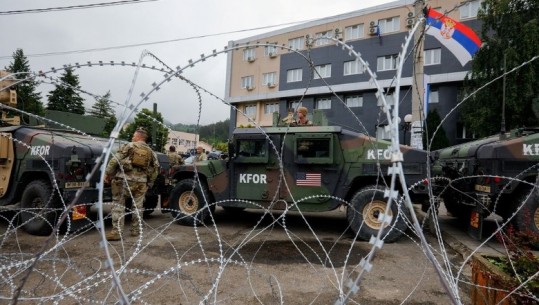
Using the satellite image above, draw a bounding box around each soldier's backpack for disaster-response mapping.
[131,145,151,168]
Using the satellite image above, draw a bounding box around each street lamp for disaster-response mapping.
[401,114,413,145]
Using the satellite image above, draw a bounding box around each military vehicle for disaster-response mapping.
[0,124,173,235]
[0,125,114,235]
[0,70,168,234]
[165,116,430,242]
[432,128,539,248]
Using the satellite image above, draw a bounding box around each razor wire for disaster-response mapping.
[1,27,538,305]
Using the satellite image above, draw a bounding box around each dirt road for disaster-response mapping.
[0,207,471,304]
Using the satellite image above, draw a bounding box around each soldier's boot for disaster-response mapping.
[106,230,121,241]
[130,229,140,237]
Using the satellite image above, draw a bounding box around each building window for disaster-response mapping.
[429,88,439,104]
[264,102,279,114]
[241,75,254,89]
[345,24,364,41]
[377,55,399,71]
[343,59,364,76]
[346,95,363,108]
[424,48,441,65]
[288,100,302,111]
[315,30,332,46]
[244,104,257,117]
[288,37,304,51]
[263,72,276,86]
[316,98,331,110]
[171,138,178,145]
[378,16,400,34]
[265,44,277,57]
[243,48,256,62]
[460,0,480,19]
[313,64,331,79]
[287,68,303,82]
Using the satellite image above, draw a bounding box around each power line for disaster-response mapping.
[0,0,159,15]
[0,19,315,60]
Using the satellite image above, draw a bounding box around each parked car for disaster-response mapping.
[207,150,223,160]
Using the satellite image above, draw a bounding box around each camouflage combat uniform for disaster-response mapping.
[105,141,159,237]
[195,151,207,162]
[167,151,183,166]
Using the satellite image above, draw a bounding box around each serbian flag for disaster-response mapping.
[425,7,482,66]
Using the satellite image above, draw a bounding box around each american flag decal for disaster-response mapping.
[296,172,321,187]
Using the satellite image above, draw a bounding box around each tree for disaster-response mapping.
[462,0,539,137]
[119,108,169,152]
[198,119,230,144]
[422,109,450,150]
[88,91,117,137]
[4,49,45,121]
[47,68,85,115]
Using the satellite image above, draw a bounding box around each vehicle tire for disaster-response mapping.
[442,192,472,224]
[169,179,213,226]
[346,186,408,243]
[512,188,539,249]
[20,180,59,236]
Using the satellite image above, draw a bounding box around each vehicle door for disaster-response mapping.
[230,133,281,204]
[280,132,342,207]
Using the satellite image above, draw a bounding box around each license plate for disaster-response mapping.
[72,205,87,220]
[474,184,491,193]
[65,181,90,189]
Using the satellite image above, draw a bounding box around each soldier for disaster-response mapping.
[296,106,312,126]
[167,145,183,166]
[194,146,207,162]
[104,127,159,241]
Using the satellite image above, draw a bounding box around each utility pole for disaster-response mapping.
[411,0,425,149]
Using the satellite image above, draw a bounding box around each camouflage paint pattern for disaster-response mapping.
[433,129,539,197]
[171,125,429,212]
[432,128,539,245]
[105,141,159,184]
[166,151,183,166]
[110,178,147,234]
[0,125,114,206]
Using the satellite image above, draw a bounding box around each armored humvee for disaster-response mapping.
[166,123,430,242]
[0,125,114,235]
[432,128,539,248]
[0,125,171,235]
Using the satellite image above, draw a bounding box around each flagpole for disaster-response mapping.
[411,0,425,149]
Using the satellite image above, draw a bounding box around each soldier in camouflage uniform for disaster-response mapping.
[104,127,159,241]
[195,146,207,162]
[295,106,312,126]
[167,145,183,166]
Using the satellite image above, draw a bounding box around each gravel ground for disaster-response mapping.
[0,208,472,304]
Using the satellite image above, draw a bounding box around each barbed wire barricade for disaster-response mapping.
[1,24,538,305]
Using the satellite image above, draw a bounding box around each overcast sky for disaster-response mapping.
[1,0,393,126]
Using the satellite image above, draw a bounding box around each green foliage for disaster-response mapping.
[172,119,230,144]
[119,108,168,152]
[462,0,539,137]
[213,142,229,153]
[5,49,45,121]
[88,91,117,137]
[495,227,539,301]
[47,68,85,115]
[422,109,450,150]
